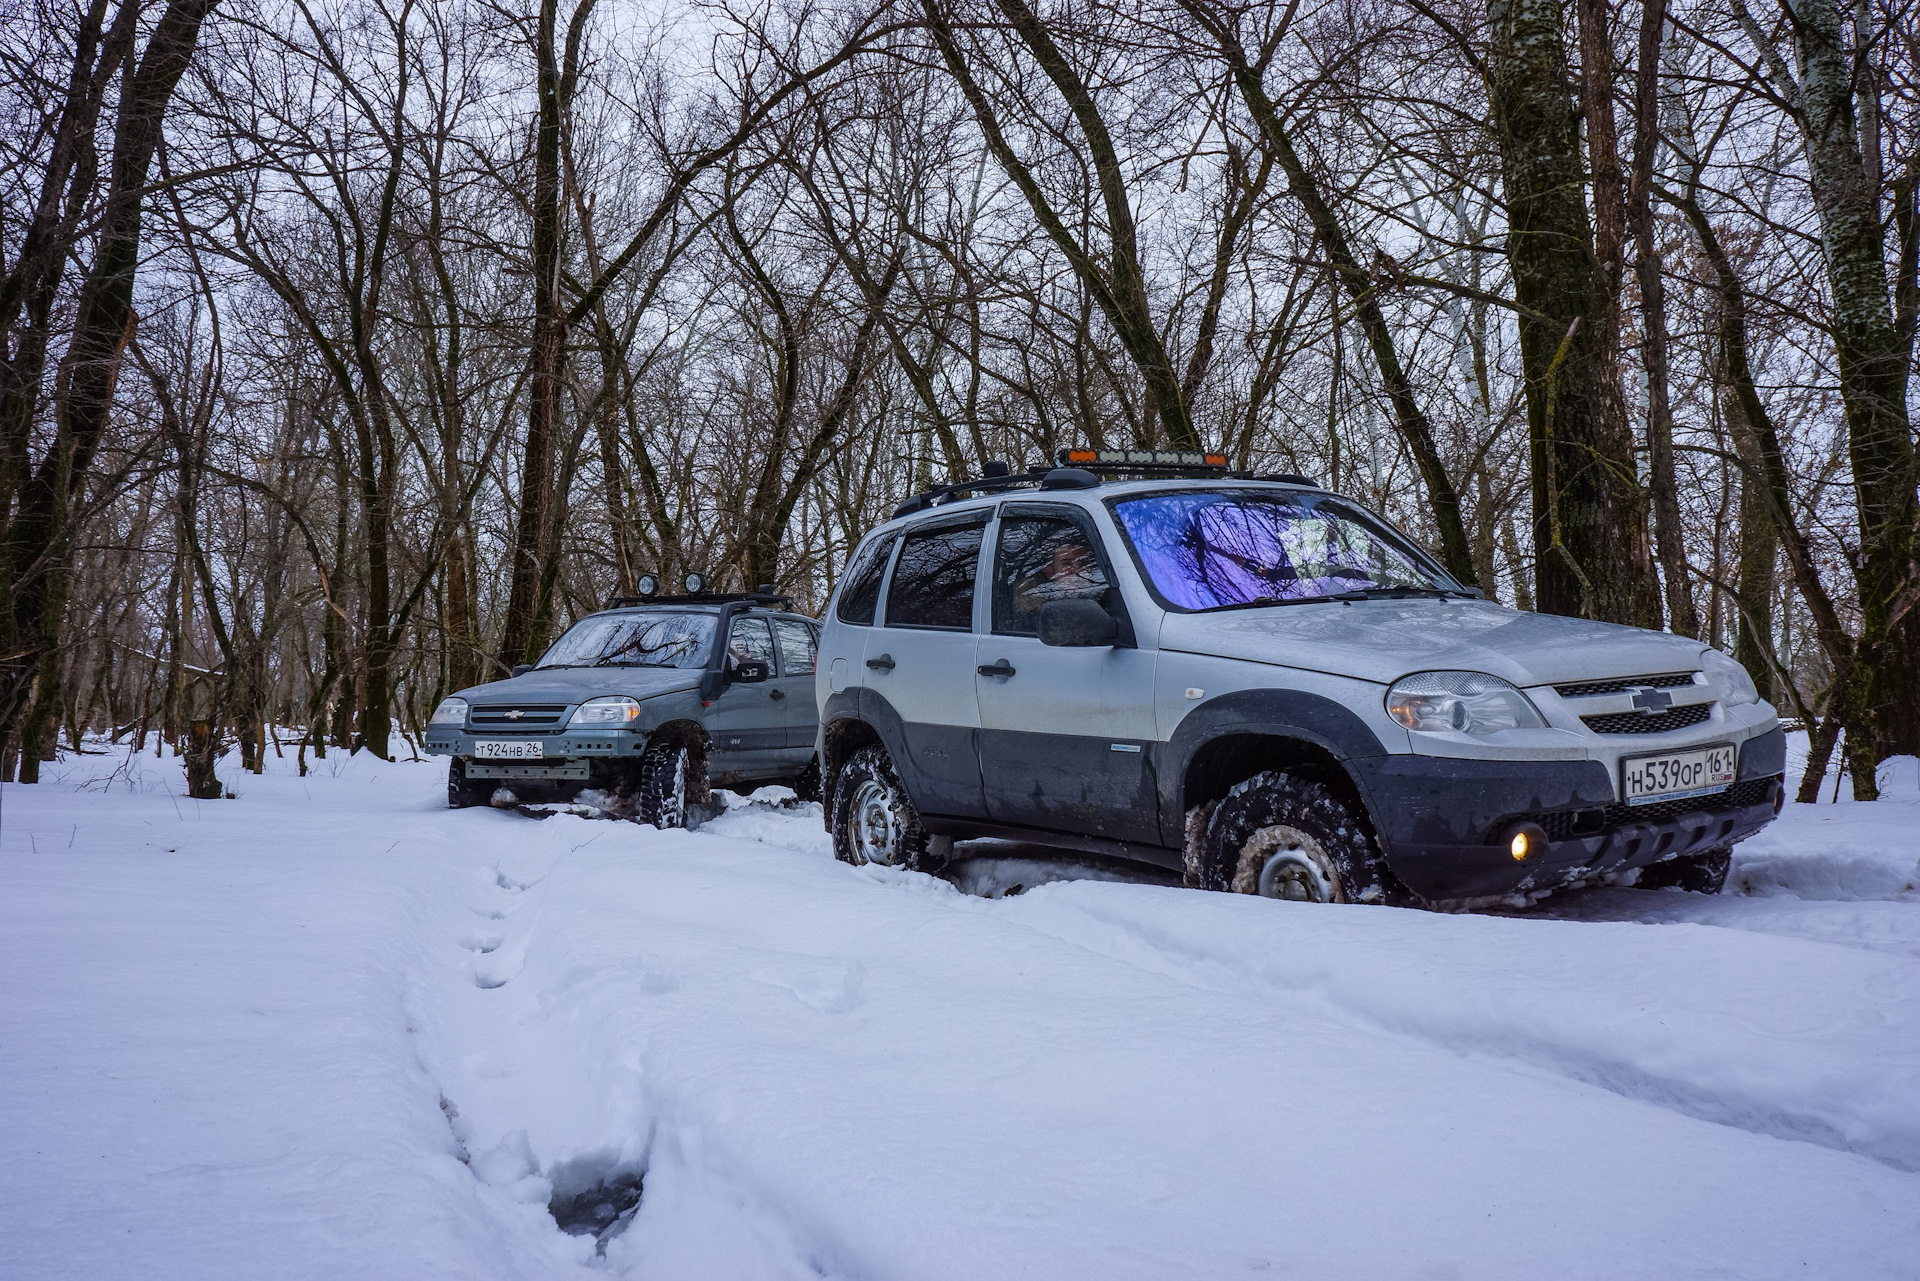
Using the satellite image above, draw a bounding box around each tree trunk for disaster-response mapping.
[499,0,573,666]
[1628,0,1697,634]
[1783,0,1920,795]
[1485,0,1661,626]
[0,0,218,779]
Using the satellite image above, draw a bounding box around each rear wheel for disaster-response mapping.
[448,758,492,809]
[830,745,938,871]
[1635,846,1732,893]
[636,741,704,829]
[1196,771,1387,904]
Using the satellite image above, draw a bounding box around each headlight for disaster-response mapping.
[1698,648,1759,708]
[429,697,469,726]
[1386,671,1545,734]
[569,696,642,726]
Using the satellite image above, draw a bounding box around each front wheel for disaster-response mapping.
[448,758,492,809]
[1635,846,1731,893]
[1195,771,1388,904]
[830,745,938,871]
[636,741,705,829]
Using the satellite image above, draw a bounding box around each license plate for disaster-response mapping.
[1621,743,1735,805]
[473,739,544,760]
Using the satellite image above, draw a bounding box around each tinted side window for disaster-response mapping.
[835,534,895,625]
[886,521,985,630]
[727,617,775,669]
[772,619,817,676]
[992,515,1112,636]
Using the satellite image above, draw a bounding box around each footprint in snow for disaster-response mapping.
[751,961,866,1014]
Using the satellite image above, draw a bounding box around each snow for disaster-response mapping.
[3,736,1918,1278]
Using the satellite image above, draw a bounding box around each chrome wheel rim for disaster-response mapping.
[849,778,898,865]
[1237,824,1342,903]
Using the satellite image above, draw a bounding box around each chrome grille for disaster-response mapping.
[469,704,567,729]
[1555,672,1697,698]
[1581,704,1712,735]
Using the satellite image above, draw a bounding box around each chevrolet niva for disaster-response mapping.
[815,451,1784,908]
[425,584,821,827]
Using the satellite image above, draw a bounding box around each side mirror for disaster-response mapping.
[729,659,771,683]
[1037,598,1119,647]
[510,664,533,678]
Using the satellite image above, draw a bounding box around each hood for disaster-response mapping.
[455,665,702,705]
[1156,598,1707,687]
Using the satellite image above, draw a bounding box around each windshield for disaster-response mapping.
[535,611,716,669]
[1111,490,1452,610]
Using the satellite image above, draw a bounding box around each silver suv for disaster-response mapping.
[815,453,1784,907]
[425,591,820,827]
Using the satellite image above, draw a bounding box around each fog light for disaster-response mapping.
[1503,822,1549,862]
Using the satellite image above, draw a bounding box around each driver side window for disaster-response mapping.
[727,616,775,671]
[992,514,1112,636]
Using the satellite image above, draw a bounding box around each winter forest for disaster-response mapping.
[3,0,1916,795]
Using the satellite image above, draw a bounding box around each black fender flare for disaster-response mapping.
[1157,688,1389,846]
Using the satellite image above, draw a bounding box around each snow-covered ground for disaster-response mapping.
[2,739,1917,1279]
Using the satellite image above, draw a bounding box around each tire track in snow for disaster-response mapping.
[983,884,1920,1174]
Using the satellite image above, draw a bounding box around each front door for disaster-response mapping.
[869,516,987,818]
[705,615,791,782]
[974,507,1160,843]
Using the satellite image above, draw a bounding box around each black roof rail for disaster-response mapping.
[891,460,1050,519]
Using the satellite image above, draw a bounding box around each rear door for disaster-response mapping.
[871,515,988,818]
[974,505,1161,843]
[771,618,821,751]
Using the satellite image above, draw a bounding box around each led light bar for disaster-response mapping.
[1058,448,1228,469]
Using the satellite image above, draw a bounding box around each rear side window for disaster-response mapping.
[886,521,985,630]
[772,619,817,676]
[835,534,895,625]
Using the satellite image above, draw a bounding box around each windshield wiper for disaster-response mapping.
[591,656,674,667]
[1332,586,1454,600]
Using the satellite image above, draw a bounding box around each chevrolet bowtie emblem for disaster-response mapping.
[1629,687,1673,714]
[504,709,524,720]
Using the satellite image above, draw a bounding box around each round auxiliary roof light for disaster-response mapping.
[634,573,659,597]
[683,570,707,594]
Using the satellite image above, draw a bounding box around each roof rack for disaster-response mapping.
[603,590,793,610]
[889,451,1324,521]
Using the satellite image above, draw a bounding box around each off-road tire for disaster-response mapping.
[1197,770,1389,904]
[793,754,823,804]
[830,744,939,871]
[1635,845,1732,894]
[448,757,492,809]
[636,741,700,829]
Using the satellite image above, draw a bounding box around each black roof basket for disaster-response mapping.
[604,589,793,610]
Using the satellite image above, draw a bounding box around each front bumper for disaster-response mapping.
[422,729,647,759]
[1352,726,1786,902]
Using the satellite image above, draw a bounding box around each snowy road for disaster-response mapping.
[2,748,1917,1279]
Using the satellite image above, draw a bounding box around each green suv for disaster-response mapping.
[424,590,820,826]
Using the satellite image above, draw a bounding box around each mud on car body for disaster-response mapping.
[815,452,1784,907]
[425,591,821,827]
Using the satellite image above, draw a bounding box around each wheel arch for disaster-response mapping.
[1161,688,1390,844]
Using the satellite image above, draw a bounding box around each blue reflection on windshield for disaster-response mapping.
[1112,491,1443,609]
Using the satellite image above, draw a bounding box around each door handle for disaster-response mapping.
[866,654,896,672]
[769,688,786,700]
[977,659,1016,678]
